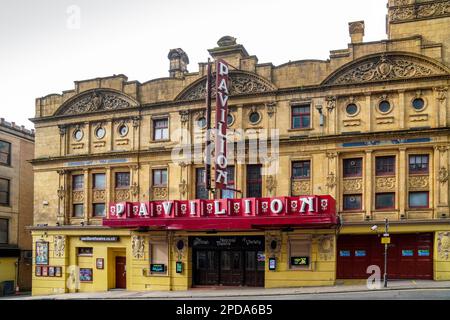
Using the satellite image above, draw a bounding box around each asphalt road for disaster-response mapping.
[195,288,450,300]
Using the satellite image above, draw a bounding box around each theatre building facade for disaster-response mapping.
[30,0,450,295]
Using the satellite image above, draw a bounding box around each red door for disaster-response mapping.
[115,256,127,289]
[337,233,433,280]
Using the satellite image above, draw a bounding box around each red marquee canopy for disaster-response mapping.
[103,195,338,231]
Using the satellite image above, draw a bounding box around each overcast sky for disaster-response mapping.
[0,0,387,129]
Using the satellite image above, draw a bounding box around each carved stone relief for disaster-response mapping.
[72,191,84,203]
[115,189,130,202]
[317,235,334,261]
[326,172,337,189]
[439,167,449,184]
[266,175,277,193]
[153,187,168,200]
[437,232,450,260]
[376,177,396,192]
[292,180,311,195]
[343,178,363,193]
[390,1,450,22]
[132,235,145,259]
[323,54,448,86]
[54,235,66,258]
[408,175,429,190]
[176,72,276,101]
[93,190,106,202]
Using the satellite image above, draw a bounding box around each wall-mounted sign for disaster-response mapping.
[418,249,430,257]
[269,258,276,271]
[150,264,166,273]
[80,268,93,282]
[290,256,309,266]
[176,261,183,274]
[214,59,229,191]
[80,236,119,242]
[257,252,266,262]
[402,250,414,257]
[355,250,367,257]
[190,236,264,250]
[104,195,337,230]
[35,241,49,265]
[381,237,391,244]
[66,158,129,168]
[339,250,351,257]
[96,258,104,270]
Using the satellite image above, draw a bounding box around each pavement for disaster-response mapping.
[2,280,450,300]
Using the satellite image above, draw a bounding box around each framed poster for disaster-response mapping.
[35,241,49,265]
[268,257,276,271]
[35,266,42,277]
[42,266,48,277]
[55,267,62,277]
[96,258,104,270]
[176,261,183,274]
[48,266,55,277]
[80,268,93,282]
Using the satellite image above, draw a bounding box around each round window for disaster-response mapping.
[73,129,83,141]
[227,114,234,126]
[378,101,391,113]
[412,98,425,110]
[249,112,261,124]
[346,103,358,116]
[95,127,105,139]
[197,117,207,128]
[118,124,129,137]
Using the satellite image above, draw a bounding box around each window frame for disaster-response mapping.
[343,194,363,211]
[72,174,84,191]
[288,238,312,271]
[0,140,11,166]
[92,173,106,190]
[195,167,208,200]
[153,118,169,141]
[72,203,84,218]
[408,191,429,209]
[0,178,10,206]
[375,156,396,176]
[291,104,311,129]
[375,192,395,210]
[221,166,235,199]
[292,160,311,180]
[153,169,168,187]
[92,203,106,217]
[409,154,429,175]
[246,164,262,198]
[115,172,130,189]
[343,158,363,178]
[0,218,8,244]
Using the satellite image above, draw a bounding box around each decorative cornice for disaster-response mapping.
[55,89,139,116]
[175,71,277,101]
[322,52,450,86]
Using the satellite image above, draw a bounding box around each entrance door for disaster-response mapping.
[115,256,126,289]
[244,251,265,287]
[220,251,243,286]
[194,250,219,285]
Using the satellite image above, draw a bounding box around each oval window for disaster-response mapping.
[378,101,391,113]
[249,112,261,124]
[95,127,105,139]
[118,124,128,137]
[227,114,234,126]
[346,103,358,115]
[197,117,207,128]
[73,129,83,141]
[412,98,425,110]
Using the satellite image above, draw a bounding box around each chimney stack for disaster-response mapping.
[168,48,189,78]
[349,21,365,44]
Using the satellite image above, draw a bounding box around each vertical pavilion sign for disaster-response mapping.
[214,59,229,191]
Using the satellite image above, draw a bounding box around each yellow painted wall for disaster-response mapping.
[0,258,17,285]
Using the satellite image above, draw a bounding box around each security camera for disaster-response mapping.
[371,225,378,231]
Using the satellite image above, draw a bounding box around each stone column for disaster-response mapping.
[399,148,407,218]
[105,167,112,217]
[83,169,90,224]
[434,87,448,127]
[365,150,373,219]
[435,145,449,218]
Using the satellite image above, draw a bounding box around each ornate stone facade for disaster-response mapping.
[131,235,145,259]
[53,235,66,258]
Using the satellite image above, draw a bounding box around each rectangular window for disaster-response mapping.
[409,155,429,174]
[73,204,84,218]
[291,105,311,129]
[409,191,429,208]
[292,160,311,179]
[196,168,208,199]
[343,194,362,211]
[376,156,395,176]
[153,169,168,187]
[0,219,8,244]
[375,193,395,210]
[77,247,93,256]
[93,173,105,189]
[247,164,262,198]
[150,241,168,274]
[0,140,11,165]
[289,239,311,270]
[0,178,10,206]
[72,175,84,190]
[153,118,169,140]
[343,158,363,177]
[93,203,106,217]
[115,172,130,188]
[222,166,235,199]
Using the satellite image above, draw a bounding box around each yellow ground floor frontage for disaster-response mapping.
[0,257,18,287]
[30,223,450,296]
